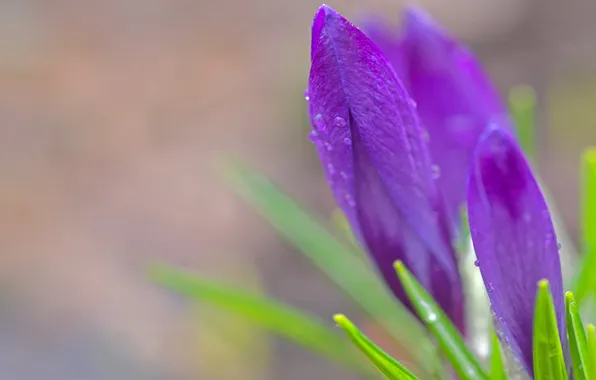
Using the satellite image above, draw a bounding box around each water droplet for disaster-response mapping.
[426,312,438,323]
[407,98,417,109]
[340,171,348,180]
[313,114,326,131]
[431,165,441,179]
[474,260,479,267]
[324,142,333,151]
[303,89,310,101]
[334,116,346,127]
[344,193,355,207]
[308,130,318,142]
[343,137,351,145]
[327,163,336,174]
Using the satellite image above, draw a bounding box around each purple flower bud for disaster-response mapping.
[308,5,464,332]
[467,126,566,375]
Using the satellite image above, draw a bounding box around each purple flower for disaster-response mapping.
[307,5,464,332]
[364,7,508,231]
[467,126,566,375]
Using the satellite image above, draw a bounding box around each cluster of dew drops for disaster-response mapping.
[304,89,355,206]
[303,89,443,205]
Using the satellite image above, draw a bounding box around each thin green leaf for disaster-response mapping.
[393,261,489,380]
[509,85,536,162]
[223,161,437,374]
[149,264,373,376]
[586,324,596,378]
[566,292,589,380]
[334,314,419,380]
[533,280,568,380]
[574,148,596,304]
[489,330,506,380]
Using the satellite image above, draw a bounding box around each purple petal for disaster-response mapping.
[467,127,565,375]
[308,5,464,331]
[402,7,509,228]
[364,7,509,230]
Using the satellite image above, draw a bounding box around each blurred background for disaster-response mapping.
[1,0,595,379]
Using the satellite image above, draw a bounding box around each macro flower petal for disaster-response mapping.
[308,5,464,331]
[365,7,508,230]
[467,126,566,375]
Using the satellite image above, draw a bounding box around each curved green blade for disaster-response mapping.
[509,85,536,162]
[566,292,589,380]
[223,161,436,373]
[574,148,596,305]
[334,314,419,380]
[533,280,568,380]
[149,264,373,376]
[587,324,596,378]
[489,330,506,380]
[394,261,488,380]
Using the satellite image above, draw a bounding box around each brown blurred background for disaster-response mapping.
[0,0,595,379]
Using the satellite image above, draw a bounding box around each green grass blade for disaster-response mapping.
[334,314,419,380]
[489,330,506,380]
[223,161,436,372]
[533,280,568,380]
[509,85,536,162]
[587,324,596,378]
[566,292,589,380]
[394,261,488,380]
[149,264,373,376]
[574,148,596,304]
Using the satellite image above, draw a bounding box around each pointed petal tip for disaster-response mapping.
[402,4,439,35]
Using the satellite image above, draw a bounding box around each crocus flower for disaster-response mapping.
[307,5,464,332]
[364,7,509,231]
[467,126,566,376]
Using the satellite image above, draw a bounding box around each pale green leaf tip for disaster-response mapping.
[333,313,350,328]
[393,260,404,272]
[566,291,576,303]
[588,324,596,333]
[509,85,536,106]
[584,148,596,166]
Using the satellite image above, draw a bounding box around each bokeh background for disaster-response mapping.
[1,0,595,379]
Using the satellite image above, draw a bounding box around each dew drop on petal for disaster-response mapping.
[324,142,333,151]
[474,260,479,267]
[303,89,310,101]
[431,165,441,179]
[343,137,351,145]
[308,130,318,143]
[340,171,348,180]
[327,163,336,175]
[344,193,355,207]
[334,116,346,127]
[407,98,417,109]
[313,114,326,132]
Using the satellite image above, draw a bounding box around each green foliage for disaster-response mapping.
[149,264,374,376]
[533,280,568,380]
[489,331,506,380]
[394,261,489,380]
[566,292,589,380]
[509,85,536,163]
[574,148,596,304]
[334,314,419,380]
[223,161,438,374]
